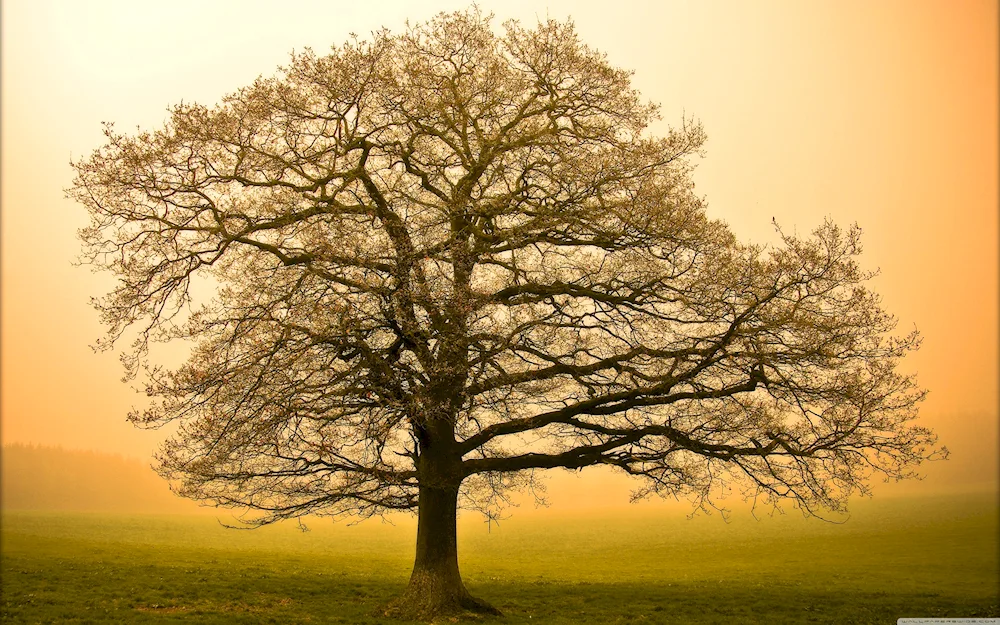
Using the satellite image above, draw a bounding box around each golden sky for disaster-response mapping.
[2,0,997,502]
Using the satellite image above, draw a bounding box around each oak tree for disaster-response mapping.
[69,9,940,618]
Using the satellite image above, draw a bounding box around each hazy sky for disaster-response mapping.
[2,1,997,501]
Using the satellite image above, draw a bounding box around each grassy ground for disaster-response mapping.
[1,492,997,624]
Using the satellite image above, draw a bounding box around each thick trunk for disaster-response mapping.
[381,467,500,618]
[412,483,463,595]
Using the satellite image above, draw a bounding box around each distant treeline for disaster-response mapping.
[1,443,202,513]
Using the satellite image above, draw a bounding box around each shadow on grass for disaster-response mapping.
[481,580,999,625]
[2,551,997,625]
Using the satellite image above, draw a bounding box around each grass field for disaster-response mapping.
[2,492,997,624]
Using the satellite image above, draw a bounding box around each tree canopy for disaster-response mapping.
[69,8,940,617]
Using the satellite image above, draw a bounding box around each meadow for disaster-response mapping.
[1,492,997,624]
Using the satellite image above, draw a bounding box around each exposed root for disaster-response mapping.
[378,585,502,621]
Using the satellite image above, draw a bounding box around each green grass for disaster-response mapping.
[2,493,997,624]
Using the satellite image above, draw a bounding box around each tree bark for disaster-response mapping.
[381,480,501,619]
[381,415,500,619]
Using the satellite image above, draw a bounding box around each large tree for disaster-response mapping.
[70,9,940,619]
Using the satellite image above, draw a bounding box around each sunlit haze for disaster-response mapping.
[2,0,996,510]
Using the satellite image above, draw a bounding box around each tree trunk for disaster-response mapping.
[381,480,501,619]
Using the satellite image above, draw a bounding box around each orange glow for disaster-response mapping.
[2,0,996,506]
